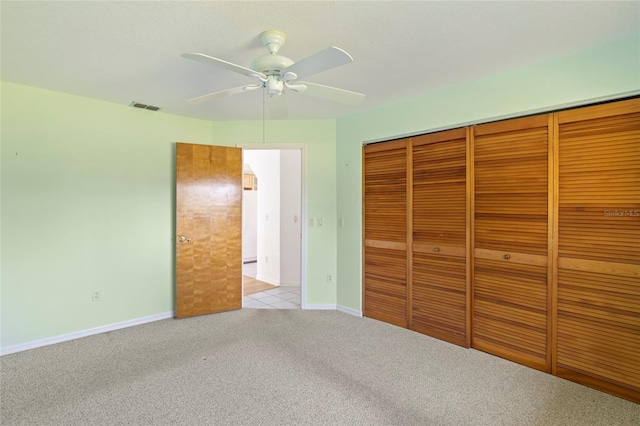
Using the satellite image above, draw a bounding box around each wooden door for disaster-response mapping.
[555,99,640,402]
[363,139,409,327]
[411,128,469,347]
[175,142,243,319]
[472,115,552,372]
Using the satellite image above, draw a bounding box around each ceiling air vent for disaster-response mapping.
[130,101,160,111]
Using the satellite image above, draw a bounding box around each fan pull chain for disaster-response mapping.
[262,89,266,145]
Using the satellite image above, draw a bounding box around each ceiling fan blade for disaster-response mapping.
[268,92,288,119]
[187,84,261,104]
[182,53,267,81]
[284,46,353,80]
[297,82,365,106]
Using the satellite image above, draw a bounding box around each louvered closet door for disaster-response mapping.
[556,99,640,402]
[411,128,469,347]
[473,115,552,372]
[363,140,408,327]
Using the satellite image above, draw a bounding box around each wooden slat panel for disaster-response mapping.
[412,253,467,346]
[474,259,548,369]
[413,127,467,145]
[364,144,406,243]
[556,98,640,124]
[364,139,406,153]
[474,120,548,255]
[557,269,640,398]
[364,140,408,327]
[558,110,640,263]
[364,246,407,327]
[556,99,640,402]
[412,133,466,246]
[411,130,467,346]
[472,116,550,371]
[475,114,549,136]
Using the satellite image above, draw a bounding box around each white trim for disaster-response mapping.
[0,312,174,356]
[279,281,301,287]
[303,304,337,310]
[337,305,363,317]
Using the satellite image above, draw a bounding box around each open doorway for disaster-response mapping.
[241,148,302,309]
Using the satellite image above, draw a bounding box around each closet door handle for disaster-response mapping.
[503,254,511,260]
[433,247,440,253]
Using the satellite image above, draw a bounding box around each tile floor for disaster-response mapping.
[243,286,301,309]
[242,261,300,309]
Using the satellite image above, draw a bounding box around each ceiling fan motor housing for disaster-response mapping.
[250,54,294,77]
[251,30,294,79]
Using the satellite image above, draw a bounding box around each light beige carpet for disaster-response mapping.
[2,309,639,425]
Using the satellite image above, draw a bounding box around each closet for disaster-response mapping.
[363,139,409,327]
[411,129,469,347]
[362,97,639,402]
[472,116,552,372]
[555,99,640,401]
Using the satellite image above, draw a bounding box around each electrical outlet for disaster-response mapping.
[92,290,102,302]
[265,256,269,263]
[339,217,345,227]
[327,274,333,283]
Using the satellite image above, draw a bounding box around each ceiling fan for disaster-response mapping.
[182,30,365,118]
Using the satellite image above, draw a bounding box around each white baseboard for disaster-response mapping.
[1,311,174,356]
[303,304,337,310]
[337,305,363,317]
[279,281,301,287]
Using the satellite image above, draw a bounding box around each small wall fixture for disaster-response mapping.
[130,101,160,111]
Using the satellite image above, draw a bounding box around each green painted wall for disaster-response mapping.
[335,36,640,312]
[212,119,338,306]
[0,89,337,350]
[2,35,638,350]
[0,82,213,349]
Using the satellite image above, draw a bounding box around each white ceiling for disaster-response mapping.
[1,1,638,121]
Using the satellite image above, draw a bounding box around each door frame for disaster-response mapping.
[237,143,307,309]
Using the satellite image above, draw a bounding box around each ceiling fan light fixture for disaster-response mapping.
[265,76,284,98]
